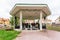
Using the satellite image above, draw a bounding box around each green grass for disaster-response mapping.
[0,30,21,40]
[47,24,60,31]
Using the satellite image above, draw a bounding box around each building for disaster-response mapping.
[45,19,52,24]
[55,16,60,24]
[0,18,10,25]
[10,3,51,30]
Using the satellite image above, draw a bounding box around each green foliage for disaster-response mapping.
[15,17,20,26]
[10,16,20,27]
[10,16,15,26]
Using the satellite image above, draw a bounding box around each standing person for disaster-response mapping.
[42,19,47,32]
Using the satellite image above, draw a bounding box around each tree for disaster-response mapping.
[10,16,15,26]
[15,17,19,27]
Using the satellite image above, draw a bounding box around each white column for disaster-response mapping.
[20,11,22,30]
[40,11,43,30]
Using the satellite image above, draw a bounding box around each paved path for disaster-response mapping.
[15,30,60,40]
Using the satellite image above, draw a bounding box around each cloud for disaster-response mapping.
[0,0,60,21]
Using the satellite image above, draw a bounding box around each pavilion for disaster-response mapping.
[10,3,51,30]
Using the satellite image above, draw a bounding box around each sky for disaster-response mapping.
[0,0,60,22]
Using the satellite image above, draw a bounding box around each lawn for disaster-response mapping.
[47,24,60,31]
[0,30,21,40]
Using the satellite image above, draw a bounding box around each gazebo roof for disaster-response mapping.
[10,3,51,19]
